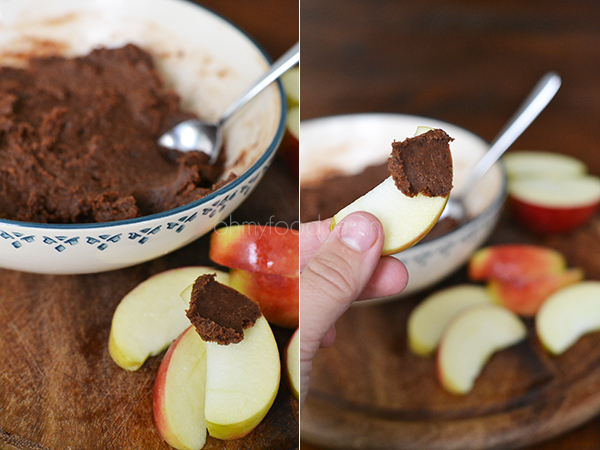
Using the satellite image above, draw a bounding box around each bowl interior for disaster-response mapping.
[0,0,283,183]
[300,113,503,220]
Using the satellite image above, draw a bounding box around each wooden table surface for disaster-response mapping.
[300,0,600,449]
[0,1,299,450]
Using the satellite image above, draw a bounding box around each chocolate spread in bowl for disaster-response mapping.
[0,44,232,224]
[186,274,261,345]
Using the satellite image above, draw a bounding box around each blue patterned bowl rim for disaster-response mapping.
[0,0,287,231]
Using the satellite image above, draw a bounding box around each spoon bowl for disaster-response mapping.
[159,42,299,163]
[443,72,562,224]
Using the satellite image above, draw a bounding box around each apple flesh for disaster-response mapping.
[209,225,299,277]
[229,269,299,328]
[281,66,299,105]
[504,151,587,180]
[109,267,229,371]
[407,284,494,356]
[204,316,280,439]
[153,317,280,446]
[536,281,600,354]
[468,244,567,281]
[488,268,584,317]
[437,304,527,395]
[280,66,299,176]
[153,326,207,450]
[285,328,300,399]
[331,176,448,255]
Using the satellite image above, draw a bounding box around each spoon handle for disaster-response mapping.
[459,71,562,196]
[219,42,300,126]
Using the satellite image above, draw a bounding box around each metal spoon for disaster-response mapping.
[158,42,299,164]
[441,71,562,224]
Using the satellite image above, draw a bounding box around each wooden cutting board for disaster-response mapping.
[302,209,600,450]
[0,158,299,450]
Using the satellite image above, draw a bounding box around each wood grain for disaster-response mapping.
[0,1,299,447]
[300,0,600,448]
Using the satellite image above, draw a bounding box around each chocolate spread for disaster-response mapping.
[388,128,453,198]
[0,44,231,223]
[186,274,261,345]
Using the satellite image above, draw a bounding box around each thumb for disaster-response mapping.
[299,211,384,406]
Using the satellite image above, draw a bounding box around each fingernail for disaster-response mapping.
[338,213,379,252]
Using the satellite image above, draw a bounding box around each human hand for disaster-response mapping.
[299,211,408,406]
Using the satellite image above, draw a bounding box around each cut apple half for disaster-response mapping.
[204,316,280,440]
[437,304,527,394]
[504,151,587,179]
[285,328,300,399]
[536,281,600,355]
[509,176,600,234]
[153,326,207,450]
[109,267,229,371]
[331,176,448,255]
[407,284,494,356]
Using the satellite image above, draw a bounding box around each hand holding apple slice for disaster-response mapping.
[331,127,453,255]
[536,281,600,355]
[109,267,229,371]
[408,284,494,356]
[437,304,527,395]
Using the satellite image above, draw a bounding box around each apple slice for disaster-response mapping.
[153,326,207,450]
[285,328,300,399]
[281,66,299,105]
[109,267,229,371]
[407,284,494,356]
[488,268,584,317]
[209,225,299,277]
[331,177,448,255]
[229,268,299,328]
[330,127,452,255]
[204,316,280,439]
[468,244,567,281]
[504,151,587,180]
[437,304,527,394]
[536,281,600,354]
[509,175,600,234]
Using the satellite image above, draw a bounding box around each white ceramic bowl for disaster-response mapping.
[300,113,507,299]
[0,0,286,274]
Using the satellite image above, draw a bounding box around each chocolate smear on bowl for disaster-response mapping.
[186,273,261,345]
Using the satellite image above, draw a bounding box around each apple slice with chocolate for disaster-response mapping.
[109,267,229,371]
[536,281,600,355]
[331,128,453,255]
[187,275,280,439]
